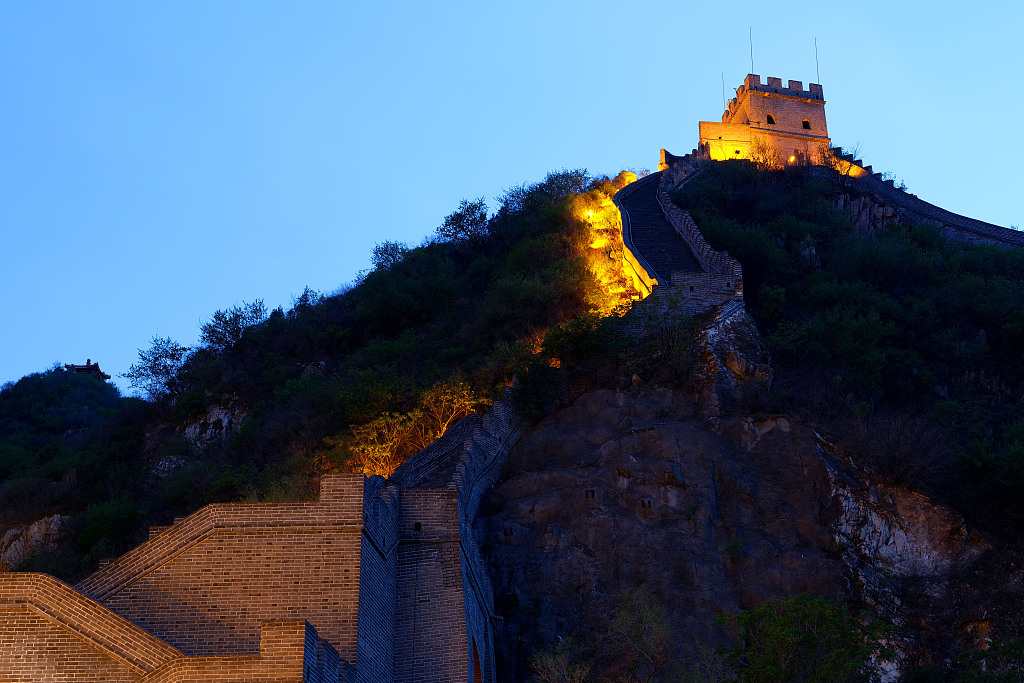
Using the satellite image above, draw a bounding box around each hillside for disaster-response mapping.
[3,158,1024,679]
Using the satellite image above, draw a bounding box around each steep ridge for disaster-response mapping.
[828,148,1024,247]
[615,171,701,282]
[852,173,1024,246]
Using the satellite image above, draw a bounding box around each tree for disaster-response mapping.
[750,135,782,171]
[530,638,593,683]
[436,197,488,243]
[607,587,677,683]
[410,381,491,450]
[199,300,268,353]
[349,412,417,478]
[958,637,1024,681]
[122,336,190,401]
[371,240,408,271]
[816,143,863,190]
[717,594,893,683]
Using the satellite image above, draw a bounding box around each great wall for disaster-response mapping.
[2,73,1022,681]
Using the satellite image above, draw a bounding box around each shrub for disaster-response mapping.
[717,594,893,683]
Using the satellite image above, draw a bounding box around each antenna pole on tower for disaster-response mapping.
[815,37,820,84]
[749,27,754,74]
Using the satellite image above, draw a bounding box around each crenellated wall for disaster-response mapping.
[701,74,829,164]
[1,391,527,683]
[389,398,528,683]
[834,158,1024,247]
[622,154,745,322]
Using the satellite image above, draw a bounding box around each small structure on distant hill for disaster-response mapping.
[63,359,110,381]
[698,73,831,166]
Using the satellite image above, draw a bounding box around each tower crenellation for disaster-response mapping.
[701,73,830,165]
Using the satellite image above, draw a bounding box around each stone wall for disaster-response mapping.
[77,474,367,663]
[623,155,744,325]
[0,572,333,682]
[355,476,399,683]
[389,398,528,683]
[848,172,1024,247]
[609,175,661,294]
[701,74,830,163]
[394,489,468,682]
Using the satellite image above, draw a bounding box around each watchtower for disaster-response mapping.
[698,74,830,166]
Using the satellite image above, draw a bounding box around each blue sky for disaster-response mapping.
[2,1,1021,392]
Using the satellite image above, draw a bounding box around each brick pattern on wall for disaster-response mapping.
[0,609,141,682]
[0,573,333,682]
[99,529,362,660]
[78,474,365,601]
[394,489,468,683]
[355,477,399,683]
[0,572,182,673]
[79,475,366,662]
[388,398,528,683]
[138,620,319,682]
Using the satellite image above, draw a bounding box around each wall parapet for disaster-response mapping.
[611,174,661,296]
[77,474,367,601]
[723,73,825,122]
[657,156,744,282]
[0,571,182,674]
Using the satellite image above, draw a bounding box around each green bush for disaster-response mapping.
[717,594,893,683]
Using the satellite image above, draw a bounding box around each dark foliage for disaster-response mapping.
[673,160,1024,539]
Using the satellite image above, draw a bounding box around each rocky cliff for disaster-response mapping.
[476,309,1024,680]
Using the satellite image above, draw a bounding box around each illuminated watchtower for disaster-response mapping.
[698,74,830,166]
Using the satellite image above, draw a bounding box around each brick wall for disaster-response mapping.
[0,573,333,682]
[77,474,367,663]
[355,476,399,683]
[138,620,320,682]
[612,175,661,294]
[0,572,181,679]
[656,168,743,283]
[394,489,468,682]
[702,74,830,164]
[845,172,1024,248]
[0,609,141,682]
[388,398,527,682]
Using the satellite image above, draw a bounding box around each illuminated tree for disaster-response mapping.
[750,135,782,171]
[349,412,416,478]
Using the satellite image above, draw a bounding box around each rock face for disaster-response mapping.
[478,387,846,678]
[182,403,245,450]
[0,515,64,571]
[692,306,773,426]
[477,385,1023,679]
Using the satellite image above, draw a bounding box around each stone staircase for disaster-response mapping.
[615,171,701,282]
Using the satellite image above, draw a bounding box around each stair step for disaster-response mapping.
[619,172,700,280]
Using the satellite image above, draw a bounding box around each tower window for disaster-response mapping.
[802,119,811,130]
[766,114,776,125]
